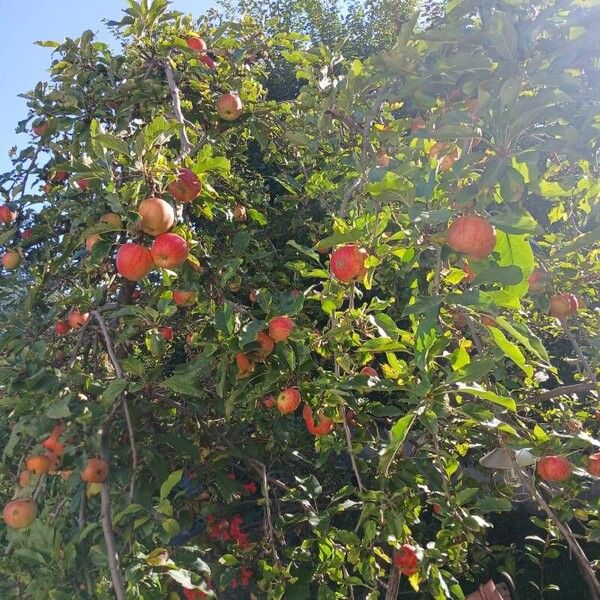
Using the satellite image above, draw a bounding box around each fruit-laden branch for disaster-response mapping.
[561,319,597,381]
[515,463,600,598]
[92,310,138,504]
[162,59,192,157]
[384,565,401,600]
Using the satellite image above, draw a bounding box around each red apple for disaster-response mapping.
[22,229,33,240]
[360,366,379,379]
[236,352,254,378]
[262,395,275,408]
[138,197,175,236]
[537,455,572,482]
[100,212,123,228]
[50,171,68,183]
[330,244,368,282]
[217,93,243,121]
[151,233,189,269]
[303,404,334,436]
[131,289,141,300]
[116,243,154,281]
[85,234,100,251]
[394,544,419,576]
[68,309,89,329]
[173,290,197,306]
[276,387,301,414]
[528,268,547,291]
[54,321,70,335]
[587,453,600,477]
[549,293,579,318]
[268,316,295,342]
[2,251,21,270]
[32,120,50,136]
[256,331,275,357]
[77,179,90,190]
[200,54,216,69]
[3,498,37,529]
[169,168,201,203]
[447,215,496,260]
[159,326,174,340]
[0,205,17,224]
[186,37,207,52]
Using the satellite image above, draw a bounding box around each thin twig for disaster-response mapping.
[79,492,95,597]
[92,311,137,503]
[465,314,484,354]
[526,381,598,404]
[561,319,596,381]
[433,246,442,296]
[163,59,192,156]
[68,318,91,369]
[515,464,600,598]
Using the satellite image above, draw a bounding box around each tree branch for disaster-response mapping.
[384,565,401,600]
[163,59,192,157]
[561,319,596,381]
[526,381,598,404]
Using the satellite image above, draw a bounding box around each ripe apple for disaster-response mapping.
[276,387,301,414]
[256,331,275,357]
[21,229,33,240]
[3,498,37,529]
[100,212,123,228]
[330,244,368,282]
[217,93,243,121]
[303,404,334,436]
[549,293,579,318]
[151,233,189,269]
[169,168,201,203]
[51,170,68,183]
[85,234,100,251]
[393,544,419,576]
[131,289,141,300]
[173,290,197,306]
[232,204,247,221]
[268,316,295,342]
[116,243,154,281]
[42,425,66,456]
[447,215,496,260]
[54,321,70,335]
[68,309,89,329]
[160,326,174,340]
[2,251,21,270]
[360,366,379,379]
[25,454,51,475]
[236,352,254,378]
[537,455,572,482]
[528,268,547,291]
[0,204,17,223]
[262,395,275,408]
[81,457,109,483]
[33,119,50,136]
[186,37,207,52]
[77,179,90,190]
[200,54,216,69]
[587,453,600,477]
[138,197,175,236]
[432,503,442,515]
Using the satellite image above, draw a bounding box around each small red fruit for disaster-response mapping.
[116,243,154,281]
[3,498,37,529]
[2,251,21,270]
[587,453,600,477]
[22,229,33,240]
[256,331,275,357]
[54,321,70,335]
[394,544,419,576]
[77,179,90,190]
[432,503,442,514]
[549,293,579,318]
[173,290,197,306]
[276,387,301,414]
[360,366,379,379]
[68,309,89,329]
[262,395,275,408]
[50,170,68,183]
[81,457,109,483]
[200,54,216,69]
[26,454,51,475]
[138,197,175,236]
[217,93,244,121]
[151,233,189,269]
[33,120,50,136]
[0,205,17,223]
[232,204,247,221]
[160,326,174,341]
[537,455,572,482]
[186,37,207,52]
[303,404,334,436]
[330,244,368,282]
[236,352,254,378]
[447,215,496,260]
[169,168,201,203]
[268,316,295,342]
[528,268,547,291]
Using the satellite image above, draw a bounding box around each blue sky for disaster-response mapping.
[0,0,213,174]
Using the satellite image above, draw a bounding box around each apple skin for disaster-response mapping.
[394,544,419,576]
[169,168,202,203]
[33,120,50,136]
[187,37,207,52]
[528,268,546,291]
[116,243,154,281]
[276,387,301,414]
[151,233,189,269]
[256,331,275,357]
[50,170,68,183]
[360,366,379,379]
[587,453,600,477]
[303,404,334,436]
[0,205,17,223]
[268,316,295,342]
[549,293,579,318]
[138,197,175,236]
[447,215,496,260]
[173,290,197,306]
[159,326,174,341]
[200,54,216,69]
[236,352,254,378]
[330,244,368,282]
[262,395,275,408]
[86,234,100,251]
[232,204,247,221]
[217,93,243,121]
[25,454,51,475]
[2,251,21,270]
[77,179,90,190]
[81,457,109,483]
[3,498,37,529]
[100,212,123,228]
[537,455,572,482]
[54,321,71,335]
[21,229,33,240]
[68,309,89,329]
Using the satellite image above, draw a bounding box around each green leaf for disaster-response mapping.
[46,397,72,419]
[495,317,550,364]
[94,133,130,156]
[456,384,516,411]
[555,226,600,258]
[379,413,415,475]
[488,327,534,378]
[476,496,513,512]
[100,379,128,409]
[163,374,199,396]
[493,231,534,299]
[160,469,183,502]
[215,304,235,335]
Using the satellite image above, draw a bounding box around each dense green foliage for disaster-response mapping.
[0,0,600,598]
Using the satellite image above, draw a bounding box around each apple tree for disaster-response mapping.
[0,0,600,599]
